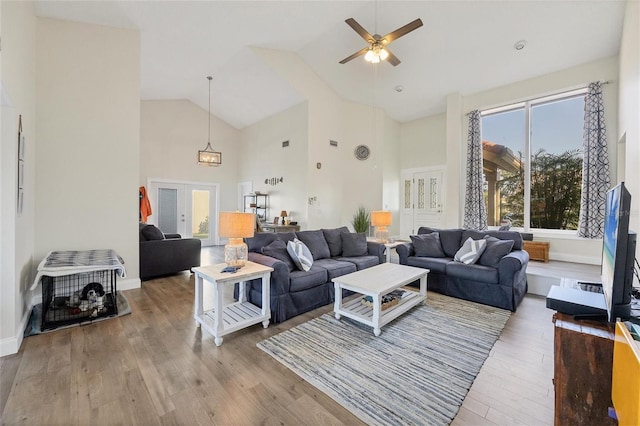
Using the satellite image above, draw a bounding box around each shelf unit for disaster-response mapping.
[244,193,268,221]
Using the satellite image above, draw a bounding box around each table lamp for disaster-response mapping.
[371,210,392,243]
[280,210,288,225]
[219,212,255,267]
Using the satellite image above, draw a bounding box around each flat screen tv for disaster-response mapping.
[601,182,637,322]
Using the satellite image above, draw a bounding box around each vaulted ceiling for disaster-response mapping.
[34,1,626,129]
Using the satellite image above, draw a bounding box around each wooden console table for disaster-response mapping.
[260,223,300,233]
[552,313,615,425]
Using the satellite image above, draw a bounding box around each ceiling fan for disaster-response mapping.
[339,17,423,66]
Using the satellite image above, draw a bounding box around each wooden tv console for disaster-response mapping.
[552,313,616,425]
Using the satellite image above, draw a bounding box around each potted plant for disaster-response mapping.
[351,206,370,234]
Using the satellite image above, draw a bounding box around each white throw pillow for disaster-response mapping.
[287,238,313,271]
[454,237,487,265]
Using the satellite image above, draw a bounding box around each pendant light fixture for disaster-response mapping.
[198,75,222,166]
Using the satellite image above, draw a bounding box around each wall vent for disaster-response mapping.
[282,140,290,148]
[329,140,338,147]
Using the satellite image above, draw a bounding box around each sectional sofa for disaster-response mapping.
[238,227,385,323]
[396,227,529,311]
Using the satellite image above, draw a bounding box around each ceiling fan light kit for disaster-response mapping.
[339,17,423,66]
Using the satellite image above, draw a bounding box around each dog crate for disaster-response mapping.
[41,269,118,330]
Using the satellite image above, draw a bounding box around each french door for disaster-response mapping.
[400,167,446,237]
[148,180,219,247]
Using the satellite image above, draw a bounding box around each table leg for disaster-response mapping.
[334,283,342,320]
[214,281,224,346]
[238,280,246,303]
[194,273,203,327]
[372,294,381,336]
[261,272,270,328]
[419,273,428,304]
[385,247,391,263]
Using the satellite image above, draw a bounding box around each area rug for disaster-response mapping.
[257,292,511,425]
[24,291,131,336]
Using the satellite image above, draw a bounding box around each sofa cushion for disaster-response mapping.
[341,233,368,257]
[287,238,314,271]
[462,229,523,251]
[406,256,452,274]
[446,261,499,284]
[338,255,380,270]
[322,226,349,257]
[478,236,515,267]
[141,224,165,241]
[289,266,328,292]
[418,228,463,258]
[313,258,357,280]
[246,232,281,253]
[454,237,487,265]
[262,239,296,272]
[295,230,331,260]
[411,233,445,257]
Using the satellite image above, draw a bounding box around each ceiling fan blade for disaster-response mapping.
[385,49,401,66]
[345,18,374,42]
[339,46,370,64]
[382,19,423,44]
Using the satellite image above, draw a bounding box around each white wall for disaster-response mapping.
[140,99,241,214]
[35,19,140,284]
[400,113,447,169]
[618,0,640,256]
[238,102,308,227]
[0,0,37,355]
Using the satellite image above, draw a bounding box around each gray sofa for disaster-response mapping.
[238,227,385,323]
[139,223,201,280]
[396,227,528,311]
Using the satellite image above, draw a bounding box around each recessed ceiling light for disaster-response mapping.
[514,40,527,51]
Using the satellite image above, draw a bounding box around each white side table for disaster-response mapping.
[192,261,273,346]
[383,241,405,263]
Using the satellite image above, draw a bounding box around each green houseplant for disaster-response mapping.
[351,206,370,234]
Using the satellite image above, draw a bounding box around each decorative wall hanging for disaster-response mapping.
[265,177,284,186]
[354,145,370,160]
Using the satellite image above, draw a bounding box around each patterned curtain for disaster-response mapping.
[578,82,610,238]
[463,110,488,230]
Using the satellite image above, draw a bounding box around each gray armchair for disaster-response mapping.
[139,223,201,280]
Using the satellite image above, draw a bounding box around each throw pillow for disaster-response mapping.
[341,232,368,257]
[141,224,165,241]
[410,232,446,257]
[322,226,349,257]
[478,236,515,267]
[287,238,313,271]
[295,230,331,260]
[454,237,487,265]
[262,239,296,272]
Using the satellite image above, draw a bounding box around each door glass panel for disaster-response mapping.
[158,188,178,233]
[192,190,210,240]
[404,180,411,209]
[417,178,425,209]
[429,178,438,209]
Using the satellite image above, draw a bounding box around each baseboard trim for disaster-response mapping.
[549,252,600,265]
[118,277,141,291]
[0,294,36,357]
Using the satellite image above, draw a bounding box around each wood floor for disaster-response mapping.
[1,247,555,425]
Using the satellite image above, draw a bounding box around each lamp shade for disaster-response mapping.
[371,211,392,227]
[219,212,255,238]
[280,210,288,217]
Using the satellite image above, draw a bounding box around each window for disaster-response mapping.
[481,89,586,231]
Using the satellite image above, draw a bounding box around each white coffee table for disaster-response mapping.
[192,261,273,346]
[332,263,429,336]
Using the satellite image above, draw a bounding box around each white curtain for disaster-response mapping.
[463,110,488,230]
[578,82,610,239]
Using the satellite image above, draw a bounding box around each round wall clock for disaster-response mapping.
[354,144,370,161]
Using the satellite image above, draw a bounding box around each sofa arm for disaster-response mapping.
[248,252,291,295]
[367,241,385,264]
[139,238,201,279]
[164,233,181,239]
[395,243,414,265]
[498,250,529,286]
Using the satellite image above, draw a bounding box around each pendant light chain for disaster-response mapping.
[207,75,212,146]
